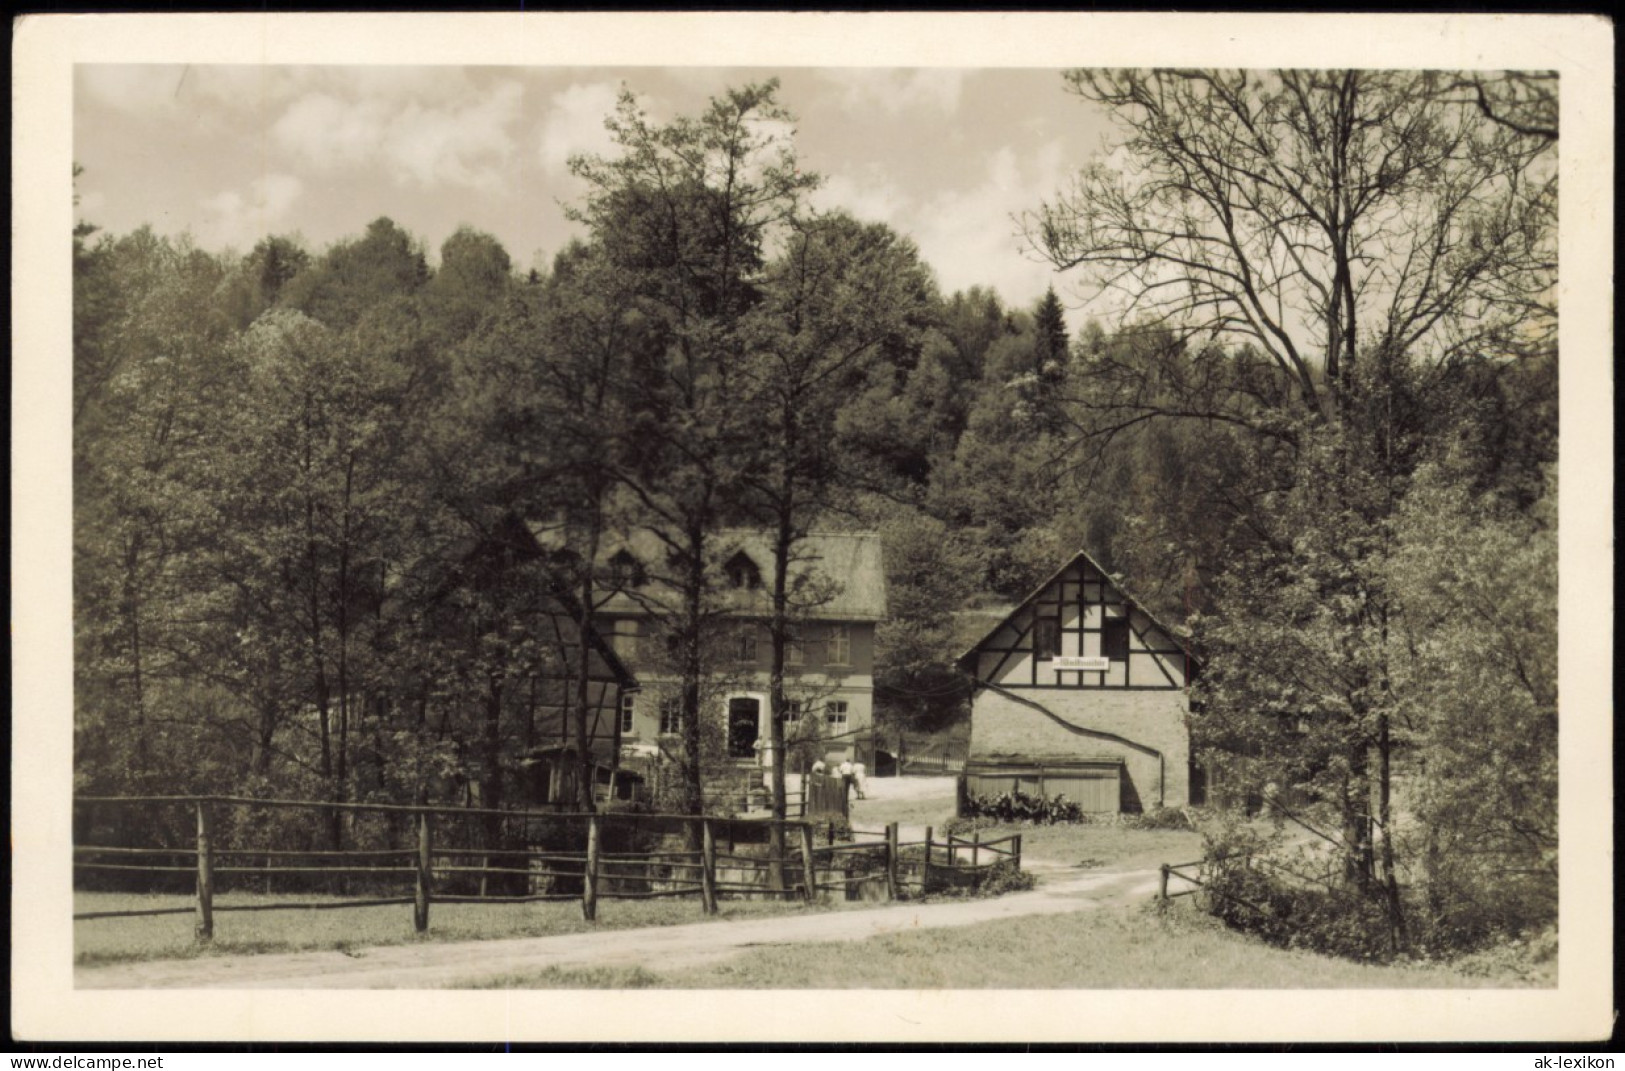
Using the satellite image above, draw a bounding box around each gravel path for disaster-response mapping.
[75,861,1158,990]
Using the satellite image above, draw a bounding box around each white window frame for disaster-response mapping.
[619,693,636,736]
[736,627,759,663]
[786,635,805,666]
[826,624,851,666]
[783,699,803,724]
[659,697,684,736]
[825,699,849,728]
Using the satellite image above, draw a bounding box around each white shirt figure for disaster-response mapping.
[852,762,867,799]
[838,759,854,797]
[810,759,826,776]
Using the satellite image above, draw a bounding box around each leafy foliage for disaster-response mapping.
[962,789,1086,825]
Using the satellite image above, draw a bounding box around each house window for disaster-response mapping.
[612,620,640,661]
[1103,618,1131,662]
[786,635,805,666]
[608,549,645,588]
[725,551,762,591]
[659,697,684,736]
[619,693,636,735]
[783,699,802,724]
[826,624,851,666]
[1033,617,1061,660]
[826,700,849,728]
[735,627,759,663]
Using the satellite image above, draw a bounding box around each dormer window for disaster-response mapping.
[724,551,762,591]
[608,549,645,587]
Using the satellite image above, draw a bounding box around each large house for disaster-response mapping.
[427,514,641,808]
[958,550,1198,814]
[531,527,887,776]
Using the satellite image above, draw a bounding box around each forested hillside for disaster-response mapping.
[75,70,1558,955]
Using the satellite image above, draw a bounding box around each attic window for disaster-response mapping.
[1103,618,1131,662]
[1033,617,1061,660]
[724,551,762,591]
[608,549,645,587]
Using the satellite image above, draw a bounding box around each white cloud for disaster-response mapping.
[196,173,304,251]
[821,69,966,117]
[77,66,189,117]
[383,79,523,191]
[906,140,1070,308]
[270,77,524,192]
[812,169,909,226]
[537,82,622,173]
[272,91,389,168]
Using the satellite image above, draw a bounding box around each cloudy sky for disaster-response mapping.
[74,65,1113,312]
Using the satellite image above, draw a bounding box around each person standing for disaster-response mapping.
[838,757,855,800]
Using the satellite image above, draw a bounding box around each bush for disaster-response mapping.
[978,859,1037,896]
[962,789,1085,825]
[1124,806,1194,831]
[1202,855,1400,961]
[808,813,853,844]
[940,814,1004,838]
[925,858,1037,900]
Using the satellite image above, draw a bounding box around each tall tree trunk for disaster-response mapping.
[573,505,605,813]
[121,534,149,782]
[482,674,505,891]
[765,484,796,893]
[679,518,709,830]
[1377,708,1405,951]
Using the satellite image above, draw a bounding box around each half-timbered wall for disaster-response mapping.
[974,559,1190,691]
[964,554,1194,811]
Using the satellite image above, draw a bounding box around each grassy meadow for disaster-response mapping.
[73,890,826,967]
[470,898,1552,990]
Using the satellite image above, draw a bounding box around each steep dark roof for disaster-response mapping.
[528,525,888,622]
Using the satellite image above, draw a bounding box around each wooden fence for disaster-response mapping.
[73,796,1020,942]
[1158,851,1275,917]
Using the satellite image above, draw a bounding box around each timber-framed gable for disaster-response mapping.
[961,553,1192,692]
[960,550,1199,814]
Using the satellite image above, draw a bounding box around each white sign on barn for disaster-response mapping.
[1051,655,1111,671]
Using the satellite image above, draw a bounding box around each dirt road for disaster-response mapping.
[76,863,1159,990]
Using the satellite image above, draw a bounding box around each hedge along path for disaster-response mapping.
[76,863,1162,990]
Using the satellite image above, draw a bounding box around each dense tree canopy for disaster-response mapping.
[73,70,1557,954]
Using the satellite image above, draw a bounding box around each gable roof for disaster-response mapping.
[527,525,888,622]
[430,513,638,690]
[956,548,1194,670]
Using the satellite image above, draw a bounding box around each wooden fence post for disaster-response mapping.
[799,822,817,904]
[971,827,980,870]
[700,819,718,916]
[194,800,214,943]
[923,826,933,874]
[582,814,601,922]
[414,810,432,933]
[884,821,899,901]
[1159,864,1170,901]
[1013,833,1022,874]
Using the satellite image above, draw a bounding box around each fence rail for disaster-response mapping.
[74,796,1026,942]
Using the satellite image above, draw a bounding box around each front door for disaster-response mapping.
[727,697,760,758]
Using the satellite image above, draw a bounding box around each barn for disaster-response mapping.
[958,550,1198,814]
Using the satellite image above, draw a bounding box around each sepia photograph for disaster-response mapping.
[12,11,1614,1045]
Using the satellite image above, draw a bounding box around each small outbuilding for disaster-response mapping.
[958,550,1198,814]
